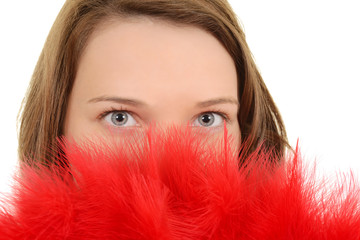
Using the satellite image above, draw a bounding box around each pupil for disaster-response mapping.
[112,112,127,125]
[115,114,125,122]
[200,113,214,126]
[202,115,211,123]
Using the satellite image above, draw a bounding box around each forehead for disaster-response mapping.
[75,17,238,105]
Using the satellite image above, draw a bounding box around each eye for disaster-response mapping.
[193,112,224,127]
[104,111,138,127]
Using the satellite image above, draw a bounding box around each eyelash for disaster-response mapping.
[98,106,231,124]
[98,106,129,120]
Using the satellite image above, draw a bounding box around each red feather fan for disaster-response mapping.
[1,126,360,239]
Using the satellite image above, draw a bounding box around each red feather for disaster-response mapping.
[1,127,360,239]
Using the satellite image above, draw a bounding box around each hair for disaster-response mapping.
[18,0,288,165]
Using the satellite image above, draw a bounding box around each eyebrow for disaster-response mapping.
[88,95,239,109]
[88,96,148,107]
[195,98,239,109]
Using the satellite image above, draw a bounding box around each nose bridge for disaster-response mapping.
[155,121,191,132]
[150,100,191,128]
[155,114,188,128]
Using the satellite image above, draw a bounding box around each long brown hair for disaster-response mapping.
[18,0,288,165]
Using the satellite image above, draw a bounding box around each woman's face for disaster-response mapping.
[64,17,240,148]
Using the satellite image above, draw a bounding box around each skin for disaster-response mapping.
[64,17,241,149]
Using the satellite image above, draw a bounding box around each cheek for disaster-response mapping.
[63,104,97,144]
[193,122,241,152]
[226,122,242,152]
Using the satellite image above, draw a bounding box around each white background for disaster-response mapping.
[0,1,359,194]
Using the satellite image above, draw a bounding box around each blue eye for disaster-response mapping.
[193,112,224,127]
[101,110,227,128]
[104,111,138,127]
